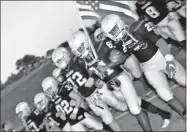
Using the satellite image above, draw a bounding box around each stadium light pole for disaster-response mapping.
[73,1,99,66]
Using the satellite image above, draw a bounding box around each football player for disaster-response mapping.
[94,28,152,96]
[41,76,104,131]
[69,31,128,113]
[52,47,121,131]
[135,0,186,49]
[101,14,186,122]
[15,101,47,132]
[69,30,172,130]
[34,92,71,131]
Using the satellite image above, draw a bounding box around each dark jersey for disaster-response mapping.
[136,0,169,24]
[88,38,124,82]
[50,85,86,125]
[59,57,89,92]
[25,109,46,132]
[59,57,97,97]
[45,101,68,129]
[116,20,160,63]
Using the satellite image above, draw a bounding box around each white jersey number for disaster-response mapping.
[98,61,114,75]
[145,6,160,18]
[56,100,73,114]
[72,72,87,86]
[145,22,155,32]
[106,41,114,49]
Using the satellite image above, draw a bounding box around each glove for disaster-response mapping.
[165,54,178,79]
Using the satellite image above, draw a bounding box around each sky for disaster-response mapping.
[1,1,84,82]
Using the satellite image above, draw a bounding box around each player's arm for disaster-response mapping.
[105,49,127,69]
[43,118,50,131]
[21,119,30,131]
[69,91,81,114]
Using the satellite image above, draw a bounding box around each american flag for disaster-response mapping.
[74,0,139,25]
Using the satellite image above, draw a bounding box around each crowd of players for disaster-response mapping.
[3,0,186,131]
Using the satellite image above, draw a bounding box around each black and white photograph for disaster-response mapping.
[1,0,186,131]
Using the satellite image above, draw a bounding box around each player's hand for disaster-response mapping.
[166,60,177,79]
[85,77,95,88]
[70,113,77,120]
[165,54,177,79]
[167,1,178,11]
[97,65,107,74]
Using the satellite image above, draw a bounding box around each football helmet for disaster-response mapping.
[42,77,58,99]
[34,92,49,111]
[69,31,90,59]
[94,28,106,42]
[52,68,64,83]
[15,102,31,119]
[52,47,71,69]
[101,14,128,41]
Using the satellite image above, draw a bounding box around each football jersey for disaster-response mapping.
[51,85,86,125]
[45,101,68,129]
[136,0,169,24]
[59,57,90,92]
[116,20,159,63]
[90,38,124,82]
[25,109,46,132]
[59,57,97,97]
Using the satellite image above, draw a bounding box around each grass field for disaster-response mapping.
[1,49,186,131]
[1,61,56,130]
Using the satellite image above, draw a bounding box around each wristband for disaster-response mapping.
[73,108,78,114]
[165,54,174,61]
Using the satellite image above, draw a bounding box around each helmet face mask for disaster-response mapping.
[101,14,128,42]
[69,31,91,59]
[53,68,64,83]
[52,47,71,69]
[44,86,57,99]
[94,28,106,42]
[34,93,49,112]
[42,77,58,99]
[55,75,64,83]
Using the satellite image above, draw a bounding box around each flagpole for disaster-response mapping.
[73,1,98,63]
[127,1,139,20]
